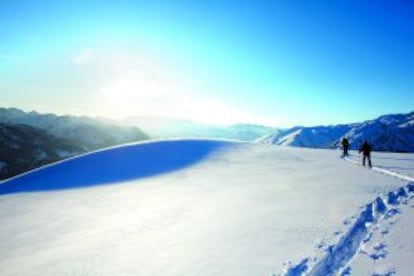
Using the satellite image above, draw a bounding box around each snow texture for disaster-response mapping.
[0,139,412,276]
[282,151,414,275]
[345,151,414,180]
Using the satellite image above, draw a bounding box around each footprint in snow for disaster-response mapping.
[340,266,351,275]
[384,208,400,219]
[380,228,389,235]
[369,243,388,260]
[363,232,373,243]
[371,267,396,276]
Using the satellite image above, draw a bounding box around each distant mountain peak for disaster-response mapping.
[258,111,414,152]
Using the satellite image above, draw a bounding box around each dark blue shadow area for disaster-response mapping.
[0,139,233,195]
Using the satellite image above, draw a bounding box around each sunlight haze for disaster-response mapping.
[1,0,413,126]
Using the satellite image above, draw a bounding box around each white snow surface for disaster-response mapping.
[347,186,414,276]
[0,139,413,276]
[345,151,414,180]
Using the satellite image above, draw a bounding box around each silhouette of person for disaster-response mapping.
[341,137,350,157]
[359,140,372,167]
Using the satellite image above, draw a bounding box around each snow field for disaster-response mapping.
[0,140,410,276]
[285,151,414,275]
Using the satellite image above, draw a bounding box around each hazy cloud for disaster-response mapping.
[73,49,92,65]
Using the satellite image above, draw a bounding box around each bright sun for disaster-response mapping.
[101,69,170,118]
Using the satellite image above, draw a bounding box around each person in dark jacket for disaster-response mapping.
[341,137,350,157]
[359,140,372,167]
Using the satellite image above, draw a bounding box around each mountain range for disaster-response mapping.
[0,108,149,151]
[258,111,414,152]
[0,122,83,179]
[120,116,275,141]
[0,108,274,180]
[0,107,150,180]
[2,107,413,180]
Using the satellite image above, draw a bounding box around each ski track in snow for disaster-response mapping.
[280,154,414,276]
[344,156,414,183]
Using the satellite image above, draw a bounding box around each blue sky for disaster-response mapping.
[1,0,413,126]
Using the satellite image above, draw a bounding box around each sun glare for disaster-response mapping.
[101,69,170,118]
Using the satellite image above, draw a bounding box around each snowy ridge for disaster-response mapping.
[257,125,350,148]
[259,111,414,152]
[0,138,235,194]
[282,160,414,276]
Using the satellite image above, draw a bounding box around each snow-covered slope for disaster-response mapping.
[344,116,414,152]
[1,139,413,275]
[258,125,352,148]
[283,150,414,275]
[258,111,414,152]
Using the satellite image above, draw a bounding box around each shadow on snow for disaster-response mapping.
[0,139,232,195]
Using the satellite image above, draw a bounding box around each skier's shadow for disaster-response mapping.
[0,140,231,195]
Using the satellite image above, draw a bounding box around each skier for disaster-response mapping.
[359,140,372,168]
[341,137,350,157]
